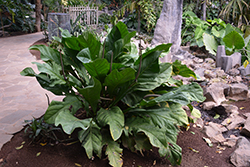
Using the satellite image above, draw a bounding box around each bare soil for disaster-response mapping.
[0,121,236,167]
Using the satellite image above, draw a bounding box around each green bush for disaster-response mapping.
[0,0,36,33]
[21,22,205,167]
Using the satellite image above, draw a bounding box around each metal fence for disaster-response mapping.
[63,6,99,28]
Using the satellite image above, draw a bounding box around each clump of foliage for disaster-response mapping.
[182,11,250,65]
[0,0,36,33]
[113,0,163,35]
[21,22,205,167]
[24,116,63,142]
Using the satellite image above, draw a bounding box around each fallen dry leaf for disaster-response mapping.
[203,137,213,147]
[189,147,199,153]
[40,142,47,146]
[75,163,82,167]
[36,152,41,157]
[216,150,222,154]
[153,160,156,165]
[15,145,23,150]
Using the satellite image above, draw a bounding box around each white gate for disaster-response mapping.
[64,6,99,28]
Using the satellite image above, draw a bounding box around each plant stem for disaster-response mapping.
[102,40,106,58]
[110,51,113,73]
[135,36,142,82]
[59,50,67,81]
[0,12,4,37]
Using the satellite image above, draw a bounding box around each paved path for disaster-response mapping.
[0,32,60,149]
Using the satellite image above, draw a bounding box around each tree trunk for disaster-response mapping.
[195,0,200,14]
[202,0,207,21]
[35,0,42,32]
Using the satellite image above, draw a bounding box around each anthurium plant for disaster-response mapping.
[21,22,205,167]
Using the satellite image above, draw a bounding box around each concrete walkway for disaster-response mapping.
[0,32,60,149]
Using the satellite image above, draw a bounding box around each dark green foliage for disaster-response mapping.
[0,0,36,33]
[21,22,205,167]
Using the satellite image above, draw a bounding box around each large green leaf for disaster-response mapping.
[172,60,197,79]
[194,26,205,40]
[127,118,168,153]
[77,77,102,113]
[35,73,70,95]
[21,67,69,95]
[77,32,102,60]
[84,58,110,81]
[29,45,61,64]
[105,23,122,52]
[32,62,66,86]
[134,44,172,65]
[97,107,124,141]
[78,123,102,159]
[122,91,148,107]
[104,68,135,96]
[159,142,182,165]
[142,82,205,107]
[223,30,245,49]
[211,26,225,38]
[76,48,92,63]
[44,96,82,124]
[174,82,206,102]
[129,103,189,127]
[20,67,36,76]
[63,47,90,84]
[135,61,172,91]
[55,110,92,134]
[103,132,123,167]
[203,33,218,55]
[63,36,81,51]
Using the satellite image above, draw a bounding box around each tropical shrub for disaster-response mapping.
[21,22,205,167]
[182,11,250,56]
[0,0,36,33]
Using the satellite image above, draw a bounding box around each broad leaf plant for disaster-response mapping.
[21,22,205,167]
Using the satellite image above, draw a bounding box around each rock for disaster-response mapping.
[204,83,227,105]
[202,101,217,111]
[221,114,245,130]
[194,68,205,78]
[223,137,238,148]
[221,104,239,115]
[152,0,183,58]
[243,113,250,118]
[193,57,204,64]
[228,83,249,101]
[212,134,227,143]
[195,118,204,129]
[239,64,250,76]
[230,137,250,167]
[227,68,240,76]
[203,122,227,143]
[215,68,227,78]
[234,76,243,83]
[204,70,217,79]
[240,117,250,137]
[205,58,215,64]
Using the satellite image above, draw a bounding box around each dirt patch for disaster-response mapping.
[230,98,250,114]
[0,122,235,167]
[29,38,48,60]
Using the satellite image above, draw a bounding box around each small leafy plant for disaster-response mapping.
[21,22,205,167]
